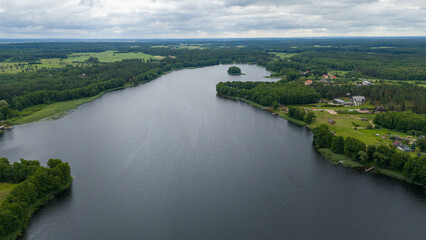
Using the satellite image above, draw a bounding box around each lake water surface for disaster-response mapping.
[0,65,425,240]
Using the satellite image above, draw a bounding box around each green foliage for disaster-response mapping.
[358,151,369,164]
[343,137,366,160]
[418,138,426,152]
[313,124,334,148]
[0,159,72,238]
[313,84,426,114]
[288,107,306,121]
[304,111,316,124]
[373,112,426,133]
[331,136,345,154]
[227,66,241,75]
[216,81,320,106]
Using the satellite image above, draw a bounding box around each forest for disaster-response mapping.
[216,81,320,107]
[312,83,426,114]
[0,159,72,239]
[313,124,426,185]
[373,112,426,134]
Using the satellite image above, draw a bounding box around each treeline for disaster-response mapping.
[0,159,72,238]
[9,78,124,110]
[288,107,315,124]
[292,51,426,81]
[312,83,426,114]
[216,81,320,107]
[313,125,426,185]
[374,112,426,134]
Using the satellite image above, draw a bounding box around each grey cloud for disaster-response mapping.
[0,0,424,38]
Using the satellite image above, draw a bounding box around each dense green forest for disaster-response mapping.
[373,112,426,134]
[312,83,426,114]
[313,124,426,185]
[216,81,320,107]
[0,159,72,239]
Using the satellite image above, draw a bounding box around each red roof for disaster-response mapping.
[305,80,312,83]
[322,75,328,77]
[331,76,336,79]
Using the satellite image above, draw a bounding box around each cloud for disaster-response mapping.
[0,0,424,38]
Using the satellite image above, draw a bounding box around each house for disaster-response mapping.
[351,96,366,106]
[381,136,386,140]
[362,80,371,85]
[322,74,329,79]
[319,78,331,84]
[305,80,313,86]
[331,76,337,79]
[392,141,401,147]
[334,99,353,106]
[398,143,411,152]
[328,119,336,125]
[393,141,411,152]
[374,106,386,113]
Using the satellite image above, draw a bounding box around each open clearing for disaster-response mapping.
[0,182,18,203]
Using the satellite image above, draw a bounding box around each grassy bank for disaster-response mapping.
[9,84,132,125]
[0,183,17,204]
[318,148,363,168]
[318,148,424,187]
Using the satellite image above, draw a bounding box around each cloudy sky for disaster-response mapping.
[0,0,425,38]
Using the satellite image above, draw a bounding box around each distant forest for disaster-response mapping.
[0,38,425,120]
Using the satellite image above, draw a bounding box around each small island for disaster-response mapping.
[227,66,242,75]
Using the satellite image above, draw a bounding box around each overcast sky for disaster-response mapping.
[0,0,425,38]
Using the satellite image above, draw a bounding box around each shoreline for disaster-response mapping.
[7,64,252,126]
[217,94,425,188]
[1,178,73,240]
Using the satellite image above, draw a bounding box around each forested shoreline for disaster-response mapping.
[0,159,72,240]
[313,125,426,186]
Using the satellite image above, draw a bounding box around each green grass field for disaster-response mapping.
[0,51,157,73]
[269,52,298,59]
[64,50,155,63]
[0,183,18,203]
[308,111,417,148]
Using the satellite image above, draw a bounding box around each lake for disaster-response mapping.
[1,65,425,240]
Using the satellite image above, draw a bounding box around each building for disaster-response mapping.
[333,99,353,106]
[362,80,371,85]
[393,141,411,152]
[374,106,386,113]
[319,78,331,84]
[351,96,366,106]
[328,119,336,125]
[305,80,313,86]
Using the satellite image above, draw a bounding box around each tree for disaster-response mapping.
[331,136,345,154]
[313,125,334,148]
[227,66,241,75]
[344,137,366,159]
[367,145,377,160]
[304,111,316,124]
[417,138,426,152]
[358,151,369,164]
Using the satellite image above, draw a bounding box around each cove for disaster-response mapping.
[0,64,425,240]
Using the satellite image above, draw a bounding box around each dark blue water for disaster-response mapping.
[0,65,425,240]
